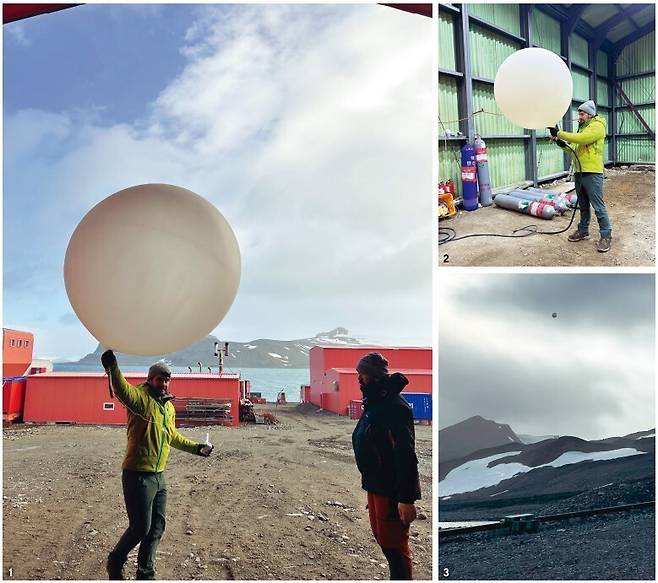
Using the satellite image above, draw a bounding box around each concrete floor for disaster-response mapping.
[439,169,655,267]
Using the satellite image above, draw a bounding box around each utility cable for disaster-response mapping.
[439,139,583,245]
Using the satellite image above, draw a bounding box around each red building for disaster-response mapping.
[23,373,241,427]
[309,346,432,416]
[3,328,34,378]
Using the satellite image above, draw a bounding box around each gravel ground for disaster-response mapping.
[3,405,432,580]
[439,169,655,267]
[439,508,655,580]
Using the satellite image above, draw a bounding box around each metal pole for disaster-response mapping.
[456,4,475,142]
[561,18,572,173]
[521,5,537,186]
[609,50,618,163]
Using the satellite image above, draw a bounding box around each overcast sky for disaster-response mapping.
[439,274,655,440]
[4,4,432,360]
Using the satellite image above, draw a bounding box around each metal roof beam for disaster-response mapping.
[614,21,655,51]
[536,5,616,53]
[615,4,640,31]
[595,4,645,37]
[565,5,587,35]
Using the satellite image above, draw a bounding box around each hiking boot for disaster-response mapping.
[597,237,612,253]
[106,555,125,580]
[568,230,590,242]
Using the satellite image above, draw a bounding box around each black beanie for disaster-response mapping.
[356,352,389,379]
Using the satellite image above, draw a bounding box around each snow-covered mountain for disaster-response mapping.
[439,429,654,502]
[439,415,522,463]
[77,327,365,368]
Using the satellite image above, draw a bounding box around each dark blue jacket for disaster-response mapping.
[351,373,421,503]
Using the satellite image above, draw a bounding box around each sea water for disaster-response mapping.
[53,362,309,403]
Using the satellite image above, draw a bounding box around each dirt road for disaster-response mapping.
[439,169,655,267]
[3,405,432,580]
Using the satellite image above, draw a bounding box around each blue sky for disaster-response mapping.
[4,4,433,360]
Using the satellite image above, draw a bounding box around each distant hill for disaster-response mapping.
[76,327,365,369]
[439,415,522,463]
[439,428,654,499]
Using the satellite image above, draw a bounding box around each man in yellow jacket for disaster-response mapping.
[548,100,612,252]
[102,350,213,580]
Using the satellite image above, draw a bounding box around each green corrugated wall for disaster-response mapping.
[439,75,459,130]
[597,79,610,107]
[485,139,527,187]
[618,106,655,133]
[532,9,561,55]
[439,12,456,71]
[617,76,655,105]
[472,82,524,136]
[470,24,520,80]
[468,4,520,36]
[617,137,655,162]
[572,69,591,101]
[570,34,589,68]
[596,50,608,77]
[617,32,654,76]
[614,32,655,161]
[537,139,566,178]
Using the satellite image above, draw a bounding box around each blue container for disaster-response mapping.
[402,392,432,421]
[460,143,479,211]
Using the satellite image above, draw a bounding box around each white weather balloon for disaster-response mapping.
[494,48,572,129]
[64,184,241,355]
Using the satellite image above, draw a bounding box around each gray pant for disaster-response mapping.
[575,172,612,238]
[109,470,167,580]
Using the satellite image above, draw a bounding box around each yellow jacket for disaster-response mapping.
[557,115,607,173]
[108,362,200,472]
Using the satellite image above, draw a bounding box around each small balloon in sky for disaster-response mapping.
[552,312,558,319]
[494,48,572,129]
[64,184,241,356]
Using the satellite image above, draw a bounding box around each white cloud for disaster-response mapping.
[5,22,30,47]
[4,5,432,359]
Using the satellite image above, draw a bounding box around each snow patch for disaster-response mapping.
[638,433,655,439]
[246,345,257,350]
[268,352,282,359]
[439,448,647,497]
[489,490,509,497]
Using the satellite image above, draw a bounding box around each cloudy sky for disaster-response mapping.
[4,4,432,360]
[439,274,655,440]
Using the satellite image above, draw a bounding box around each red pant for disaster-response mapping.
[367,492,413,580]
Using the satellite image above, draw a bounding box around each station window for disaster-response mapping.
[9,339,15,347]
[103,403,115,411]
[17,340,22,348]
[25,341,30,348]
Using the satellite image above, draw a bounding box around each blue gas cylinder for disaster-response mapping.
[461,143,479,211]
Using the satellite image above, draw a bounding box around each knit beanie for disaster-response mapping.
[356,352,389,379]
[578,100,596,117]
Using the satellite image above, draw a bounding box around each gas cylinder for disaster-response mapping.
[526,187,576,208]
[438,182,445,195]
[460,143,479,211]
[474,136,492,207]
[494,193,556,219]
[445,179,455,196]
[509,190,569,214]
